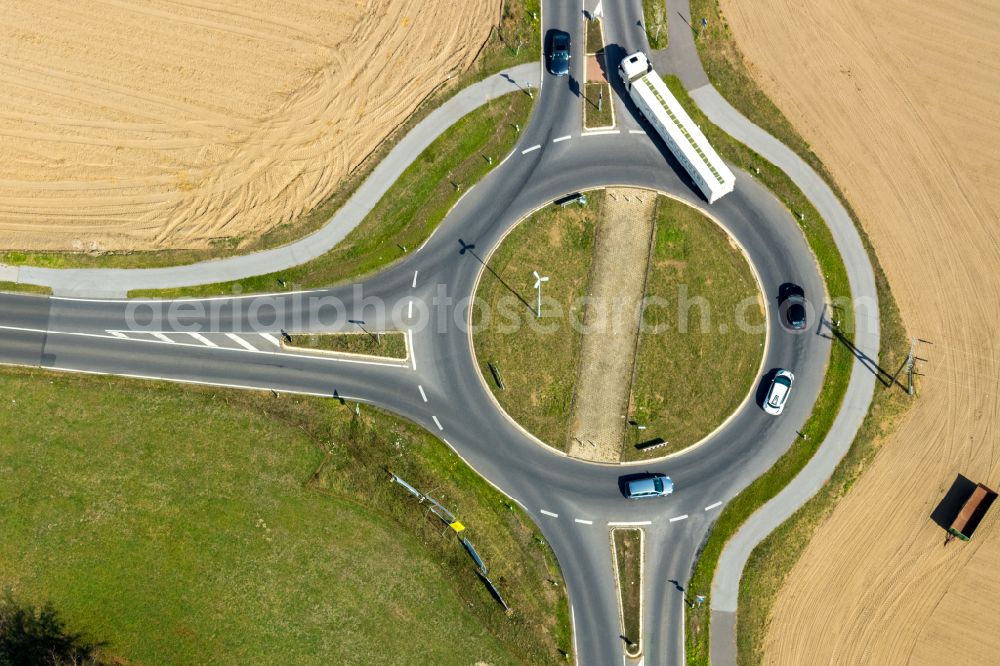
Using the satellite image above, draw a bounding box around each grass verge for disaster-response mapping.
[285,331,408,360]
[625,196,764,460]
[612,528,643,656]
[586,18,605,53]
[472,197,601,448]
[642,0,669,49]
[1,2,541,272]
[131,92,533,298]
[584,82,614,128]
[0,281,51,295]
[0,366,571,664]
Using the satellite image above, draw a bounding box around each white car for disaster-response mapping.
[763,369,795,415]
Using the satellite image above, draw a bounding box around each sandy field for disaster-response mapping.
[0,0,494,251]
[717,0,1000,663]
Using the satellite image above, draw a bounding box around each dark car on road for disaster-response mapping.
[785,294,807,330]
[546,30,571,76]
[625,472,674,499]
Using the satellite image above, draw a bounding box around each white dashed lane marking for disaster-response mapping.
[629,129,646,135]
[432,415,443,431]
[407,299,413,319]
[188,332,217,347]
[574,518,593,525]
[705,501,723,511]
[418,385,428,402]
[553,135,572,143]
[540,510,559,518]
[411,270,419,288]
[669,514,689,523]
[225,333,259,351]
[521,144,541,154]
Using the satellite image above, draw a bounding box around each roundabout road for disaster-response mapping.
[0,0,880,663]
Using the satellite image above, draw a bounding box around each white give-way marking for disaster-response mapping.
[188,332,217,347]
[225,333,259,352]
[581,129,621,136]
[608,520,651,526]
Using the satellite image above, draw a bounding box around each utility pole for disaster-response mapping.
[533,271,549,318]
[906,337,916,395]
[598,87,603,112]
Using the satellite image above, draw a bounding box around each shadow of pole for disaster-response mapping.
[458,238,535,313]
[821,316,904,390]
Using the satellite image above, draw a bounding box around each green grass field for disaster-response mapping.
[0,367,570,664]
[472,198,600,449]
[627,196,764,459]
[642,0,669,49]
[586,19,604,53]
[472,193,763,456]
[131,91,533,298]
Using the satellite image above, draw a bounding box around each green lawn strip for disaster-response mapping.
[472,197,601,449]
[0,281,51,295]
[735,265,911,665]
[584,82,614,128]
[284,331,407,360]
[642,0,669,49]
[612,528,643,654]
[130,92,533,298]
[2,3,541,272]
[586,18,605,53]
[625,196,764,460]
[0,366,570,664]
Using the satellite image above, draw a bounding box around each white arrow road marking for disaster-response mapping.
[188,332,218,347]
[669,514,689,523]
[260,333,281,347]
[574,518,593,525]
[705,501,723,511]
[225,333,259,351]
[540,509,559,518]
[521,144,541,154]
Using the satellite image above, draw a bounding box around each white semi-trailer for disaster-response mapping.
[618,51,735,203]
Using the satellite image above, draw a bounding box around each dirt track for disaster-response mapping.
[0,0,493,251]
[718,0,1000,662]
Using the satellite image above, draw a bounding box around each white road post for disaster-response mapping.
[533,271,549,318]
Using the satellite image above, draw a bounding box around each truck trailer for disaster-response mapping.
[618,51,735,204]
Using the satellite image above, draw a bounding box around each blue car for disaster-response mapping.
[626,473,674,499]
[547,30,571,76]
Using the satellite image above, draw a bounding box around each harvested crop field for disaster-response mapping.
[718,0,1000,663]
[0,0,494,251]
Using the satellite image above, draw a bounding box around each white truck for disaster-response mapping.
[618,51,735,203]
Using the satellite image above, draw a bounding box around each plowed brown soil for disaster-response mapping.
[0,0,493,251]
[717,0,1000,663]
